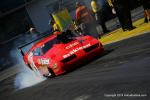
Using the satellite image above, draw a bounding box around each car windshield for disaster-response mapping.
[41,37,59,54]
[33,30,80,55]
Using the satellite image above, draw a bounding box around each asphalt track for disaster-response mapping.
[1,32,150,100]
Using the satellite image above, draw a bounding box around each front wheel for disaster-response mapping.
[43,68,56,78]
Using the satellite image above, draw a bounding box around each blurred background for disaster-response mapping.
[0,0,140,42]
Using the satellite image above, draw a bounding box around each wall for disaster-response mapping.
[26,0,59,33]
[26,0,90,33]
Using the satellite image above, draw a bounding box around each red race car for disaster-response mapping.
[22,31,104,78]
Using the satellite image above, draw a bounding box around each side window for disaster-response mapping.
[33,48,43,56]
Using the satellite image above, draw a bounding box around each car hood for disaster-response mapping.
[44,38,92,61]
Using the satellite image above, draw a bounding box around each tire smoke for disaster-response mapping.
[14,66,46,90]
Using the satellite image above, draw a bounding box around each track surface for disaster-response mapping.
[0,32,150,100]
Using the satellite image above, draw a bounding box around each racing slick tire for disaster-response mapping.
[43,68,56,78]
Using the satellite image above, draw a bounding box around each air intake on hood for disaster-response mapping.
[61,54,76,63]
[84,43,99,52]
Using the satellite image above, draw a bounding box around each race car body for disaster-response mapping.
[23,31,104,77]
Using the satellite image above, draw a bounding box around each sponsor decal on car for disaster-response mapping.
[38,58,50,65]
[65,42,79,49]
[63,43,91,58]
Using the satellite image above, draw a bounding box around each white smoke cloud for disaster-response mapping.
[14,67,46,90]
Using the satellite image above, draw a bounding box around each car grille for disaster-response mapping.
[61,54,76,63]
[84,43,99,52]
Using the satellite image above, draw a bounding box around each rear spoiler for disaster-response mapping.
[18,33,51,56]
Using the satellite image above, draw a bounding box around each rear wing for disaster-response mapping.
[18,33,50,56]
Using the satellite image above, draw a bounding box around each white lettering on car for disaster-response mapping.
[63,43,91,59]
[65,42,79,49]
